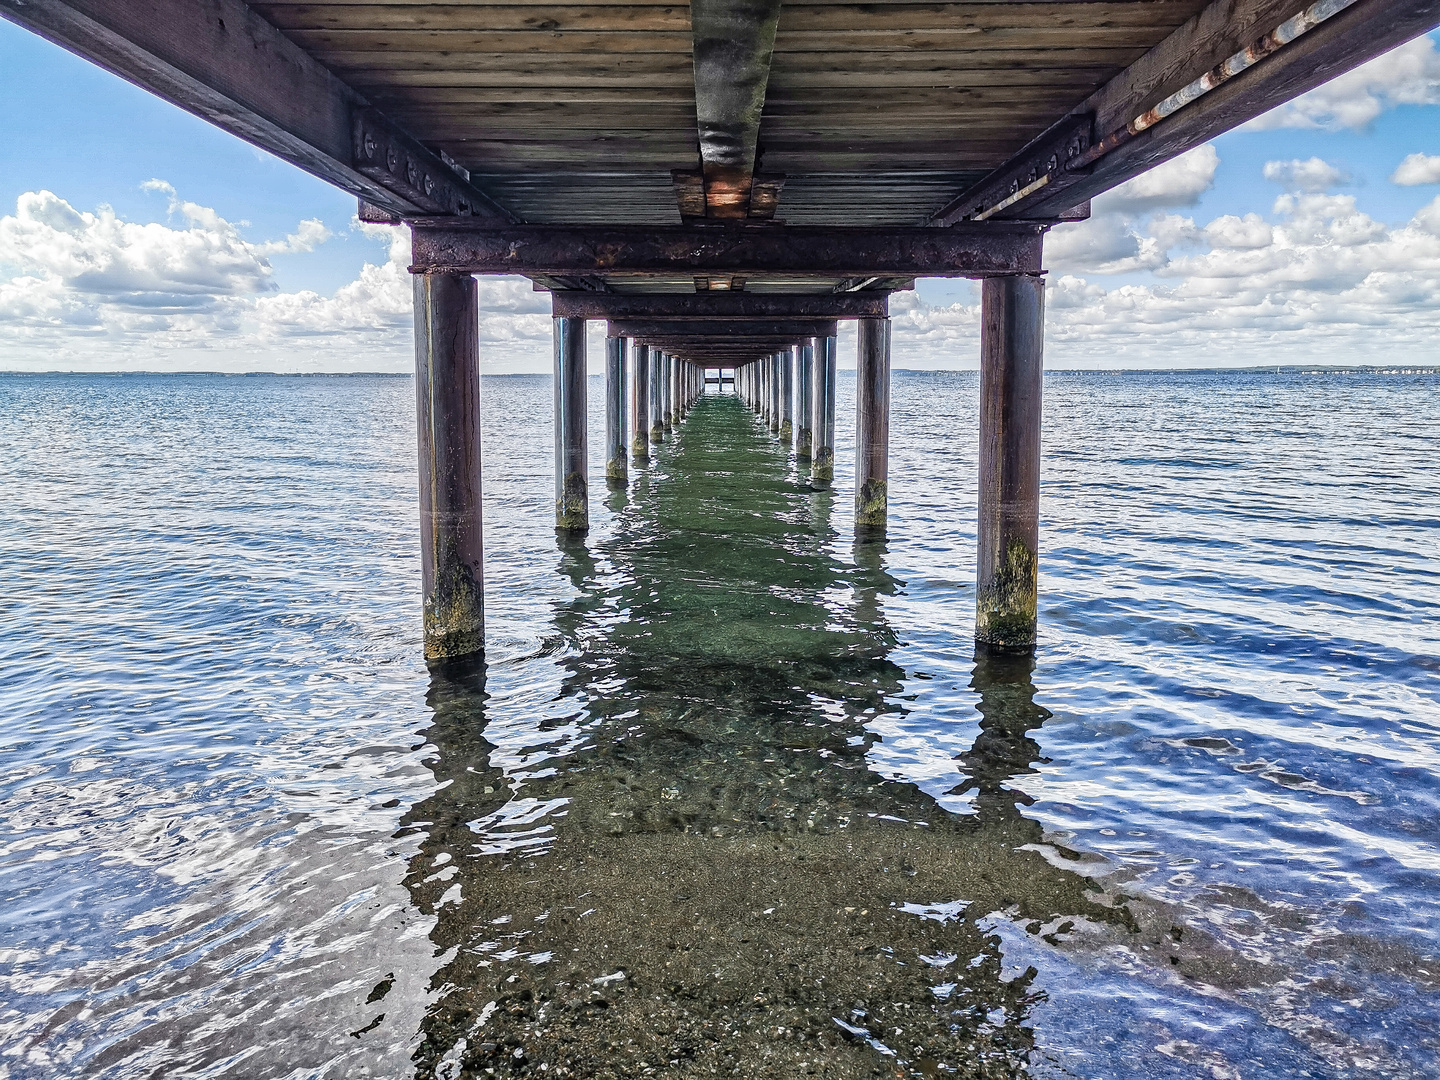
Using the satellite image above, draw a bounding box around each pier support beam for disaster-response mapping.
[663,354,674,431]
[796,339,814,460]
[605,335,627,487]
[976,274,1045,650]
[413,272,484,661]
[769,353,781,435]
[855,317,891,533]
[811,334,837,487]
[670,356,682,427]
[780,347,794,445]
[631,342,651,465]
[650,349,666,443]
[553,316,589,532]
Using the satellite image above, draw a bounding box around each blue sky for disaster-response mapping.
[1,19,1438,372]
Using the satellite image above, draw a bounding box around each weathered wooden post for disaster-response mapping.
[670,356,682,425]
[630,341,650,466]
[663,354,675,431]
[811,334,837,486]
[779,346,794,445]
[413,273,484,661]
[605,335,627,487]
[855,317,891,533]
[977,274,1045,650]
[650,348,666,443]
[768,353,781,435]
[553,316,588,532]
[796,339,814,460]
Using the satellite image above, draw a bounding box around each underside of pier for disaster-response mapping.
[9,0,1437,656]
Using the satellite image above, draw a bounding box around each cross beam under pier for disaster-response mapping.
[409,223,1045,279]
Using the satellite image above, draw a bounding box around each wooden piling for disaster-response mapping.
[779,347,794,445]
[662,354,675,432]
[855,317,891,533]
[796,339,814,459]
[630,341,650,465]
[977,274,1045,650]
[811,334,838,487]
[650,349,666,443]
[768,353,782,435]
[605,335,627,487]
[553,316,588,532]
[413,272,484,661]
[670,356,682,426]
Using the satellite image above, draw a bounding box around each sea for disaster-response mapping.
[0,369,1437,1079]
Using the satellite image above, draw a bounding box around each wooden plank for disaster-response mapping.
[279,27,1191,51]
[408,221,1045,277]
[254,4,694,31]
[0,0,511,218]
[317,47,1145,72]
[254,1,1207,33]
[286,29,696,52]
[689,0,782,217]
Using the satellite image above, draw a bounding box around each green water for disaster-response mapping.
[404,398,1146,1078]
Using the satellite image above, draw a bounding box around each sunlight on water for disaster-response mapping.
[0,370,1437,1078]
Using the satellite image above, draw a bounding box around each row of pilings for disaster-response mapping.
[412,275,1046,664]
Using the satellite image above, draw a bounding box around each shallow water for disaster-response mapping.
[1,369,1438,1079]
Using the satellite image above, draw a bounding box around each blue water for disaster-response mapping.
[0,369,1437,1078]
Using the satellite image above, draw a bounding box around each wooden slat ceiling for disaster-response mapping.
[251,0,1213,225]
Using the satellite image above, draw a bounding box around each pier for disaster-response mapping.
[9,0,1436,662]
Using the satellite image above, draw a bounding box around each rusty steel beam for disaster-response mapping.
[934,0,1440,223]
[410,223,1046,279]
[553,292,890,320]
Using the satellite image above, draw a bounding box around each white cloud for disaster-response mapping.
[1392,152,1440,186]
[1247,36,1440,130]
[0,188,550,371]
[1095,145,1220,214]
[899,189,1440,368]
[1045,146,1217,275]
[1262,157,1349,193]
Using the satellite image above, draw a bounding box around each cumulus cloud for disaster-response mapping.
[1247,36,1440,130]
[1045,146,1217,275]
[1392,152,1440,186]
[0,187,550,371]
[896,187,1440,368]
[1095,145,1220,214]
[1262,157,1349,193]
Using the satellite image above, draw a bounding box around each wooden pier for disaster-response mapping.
[8,0,1436,660]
